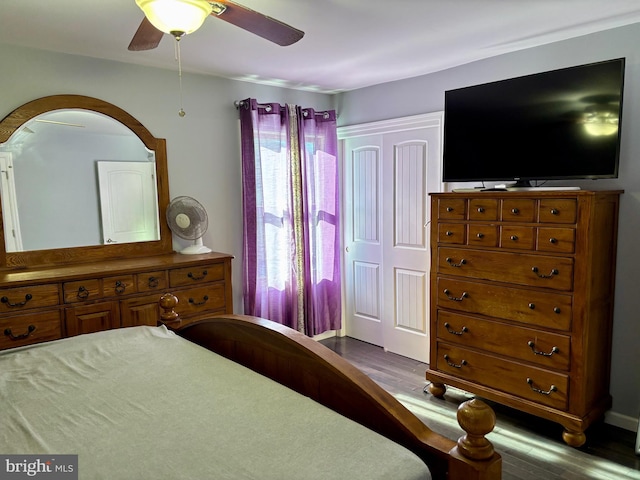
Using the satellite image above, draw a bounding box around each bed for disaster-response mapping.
[0,296,501,480]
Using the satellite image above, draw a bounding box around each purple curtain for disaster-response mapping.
[298,108,342,335]
[239,99,341,335]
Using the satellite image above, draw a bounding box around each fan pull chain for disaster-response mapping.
[174,38,186,117]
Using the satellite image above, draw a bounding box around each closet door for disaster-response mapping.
[342,135,384,347]
[339,113,443,362]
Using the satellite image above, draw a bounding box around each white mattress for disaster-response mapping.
[0,325,431,479]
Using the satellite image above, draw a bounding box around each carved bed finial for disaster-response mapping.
[159,293,181,327]
[455,398,496,460]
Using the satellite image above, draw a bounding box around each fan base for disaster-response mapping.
[179,244,212,255]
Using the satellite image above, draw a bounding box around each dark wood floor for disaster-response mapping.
[319,336,640,480]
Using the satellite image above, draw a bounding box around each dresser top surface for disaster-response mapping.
[430,189,623,198]
[0,252,234,287]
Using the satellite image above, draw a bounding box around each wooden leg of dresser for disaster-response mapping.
[562,429,586,447]
[426,382,447,398]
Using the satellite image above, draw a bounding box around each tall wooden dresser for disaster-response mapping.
[425,190,621,447]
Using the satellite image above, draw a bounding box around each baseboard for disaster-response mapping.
[604,410,638,432]
[312,329,341,342]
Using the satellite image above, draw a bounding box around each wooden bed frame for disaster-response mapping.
[160,295,502,480]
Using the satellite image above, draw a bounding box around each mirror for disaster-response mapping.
[0,95,172,268]
[1,109,160,252]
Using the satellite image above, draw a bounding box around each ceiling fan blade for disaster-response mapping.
[128,17,164,51]
[212,1,304,46]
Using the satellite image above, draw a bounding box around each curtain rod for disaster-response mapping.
[234,100,271,111]
[234,100,333,119]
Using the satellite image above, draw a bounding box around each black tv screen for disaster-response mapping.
[442,58,625,186]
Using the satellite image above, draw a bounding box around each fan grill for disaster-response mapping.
[166,196,209,241]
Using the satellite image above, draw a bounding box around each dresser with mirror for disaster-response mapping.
[0,95,232,351]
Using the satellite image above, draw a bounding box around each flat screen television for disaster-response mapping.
[442,58,625,187]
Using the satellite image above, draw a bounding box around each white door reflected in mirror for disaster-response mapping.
[97,161,159,244]
[0,152,23,251]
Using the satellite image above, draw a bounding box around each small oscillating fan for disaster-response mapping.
[166,196,212,254]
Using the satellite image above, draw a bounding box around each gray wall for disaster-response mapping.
[337,23,640,421]
[0,44,334,316]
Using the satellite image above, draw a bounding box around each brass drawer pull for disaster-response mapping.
[527,341,559,357]
[444,322,468,336]
[4,324,36,340]
[444,354,467,368]
[445,257,466,267]
[188,295,209,306]
[114,281,126,294]
[526,378,557,395]
[531,267,559,278]
[76,286,90,300]
[1,293,33,307]
[187,270,208,281]
[443,289,468,302]
[147,276,159,288]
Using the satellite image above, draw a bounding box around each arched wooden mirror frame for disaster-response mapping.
[0,94,173,269]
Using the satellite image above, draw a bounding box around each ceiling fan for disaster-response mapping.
[128,0,304,51]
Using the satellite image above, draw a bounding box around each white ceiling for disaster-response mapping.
[2,0,640,93]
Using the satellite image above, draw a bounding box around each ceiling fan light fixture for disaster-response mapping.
[135,0,212,36]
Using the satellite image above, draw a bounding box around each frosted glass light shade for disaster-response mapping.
[136,0,212,35]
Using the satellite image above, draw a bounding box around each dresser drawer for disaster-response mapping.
[63,279,101,304]
[437,247,574,291]
[539,199,577,224]
[501,199,535,222]
[467,224,498,247]
[436,343,568,410]
[120,294,162,328]
[173,284,226,317]
[0,284,59,312]
[438,223,465,244]
[64,301,119,336]
[537,227,576,253]
[136,271,168,292]
[468,199,498,221]
[169,263,225,287]
[436,311,570,370]
[500,225,535,250]
[436,277,572,330]
[103,275,137,297]
[437,198,466,220]
[0,310,62,349]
